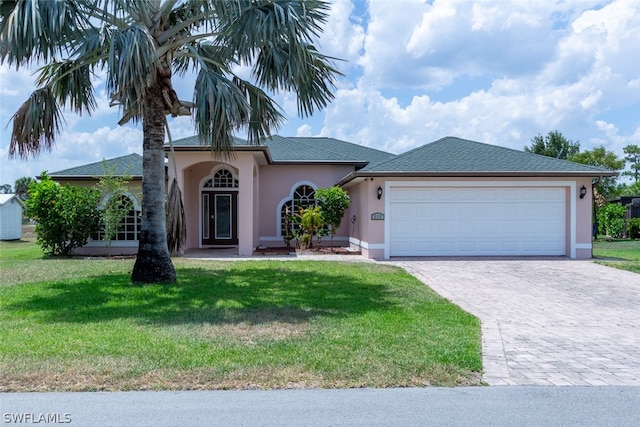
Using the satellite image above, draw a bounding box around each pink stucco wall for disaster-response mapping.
[169,152,357,254]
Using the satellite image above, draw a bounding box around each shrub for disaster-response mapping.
[628,218,640,239]
[26,173,101,256]
[596,203,627,238]
[299,206,324,249]
[315,186,351,249]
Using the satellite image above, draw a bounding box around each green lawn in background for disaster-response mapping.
[592,239,640,274]
[0,238,482,391]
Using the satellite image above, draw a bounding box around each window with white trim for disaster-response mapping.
[92,195,141,241]
[281,184,316,235]
[203,168,238,188]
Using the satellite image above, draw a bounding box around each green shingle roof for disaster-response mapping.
[49,153,143,178]
[365,137,614,174]
[168,134,395,166]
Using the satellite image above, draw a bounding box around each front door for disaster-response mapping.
[202,192,238,245]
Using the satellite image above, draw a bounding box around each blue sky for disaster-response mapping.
[1,0,639,187]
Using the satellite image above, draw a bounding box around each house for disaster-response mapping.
[49,136,617,259]
[0,194,24,241]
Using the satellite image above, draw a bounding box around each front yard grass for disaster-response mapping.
[0,239,482,391]
[592,239,640,274]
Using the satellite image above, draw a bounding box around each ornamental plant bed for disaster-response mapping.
[253,246,360,256]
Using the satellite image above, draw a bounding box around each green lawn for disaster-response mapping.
[0,239,482,391]
[592,239,640,273]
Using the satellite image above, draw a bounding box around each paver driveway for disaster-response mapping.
[391,259,640,386]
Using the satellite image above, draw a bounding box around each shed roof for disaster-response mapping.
[0,194,24,207]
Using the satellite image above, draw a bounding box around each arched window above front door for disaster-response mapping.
[202,168,238,189]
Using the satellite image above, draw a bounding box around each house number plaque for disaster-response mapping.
[371,212,384,220]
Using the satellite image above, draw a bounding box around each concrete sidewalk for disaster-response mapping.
[392,259,640,386]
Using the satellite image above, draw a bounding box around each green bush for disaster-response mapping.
[628,218,640,239]
[26,173,101,256]
[597,203,627,238]
[315,186,351,248]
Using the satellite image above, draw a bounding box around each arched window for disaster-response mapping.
[203,168,238,188]
[92,194,141,241]
[280,184,316,236]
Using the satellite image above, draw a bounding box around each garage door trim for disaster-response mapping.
[384,180,576,259]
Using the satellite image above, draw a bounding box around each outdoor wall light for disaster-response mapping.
[579,185,587,199]
[377,186,383,200]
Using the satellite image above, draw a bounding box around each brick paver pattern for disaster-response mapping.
[393,260,640,386]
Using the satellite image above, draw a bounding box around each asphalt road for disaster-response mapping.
[2,387,639,426]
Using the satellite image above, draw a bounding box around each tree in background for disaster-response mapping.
[569,146,624,201]
[622,144,640,184]
[617,181,640,197]
[1,1,339,283]
[25,173,101,256]
[0,184,12,194]
[525,130,580,159]
[315,186,351,250]
[14,176,36,201]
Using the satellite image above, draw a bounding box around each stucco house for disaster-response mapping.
[49,135,617,259]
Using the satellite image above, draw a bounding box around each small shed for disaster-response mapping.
[0,194,25,240]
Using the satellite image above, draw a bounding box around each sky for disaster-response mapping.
[1,0,639,188]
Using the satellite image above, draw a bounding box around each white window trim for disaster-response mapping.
[275,181,317,239]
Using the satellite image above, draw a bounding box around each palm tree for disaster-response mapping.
[1,0,339,283]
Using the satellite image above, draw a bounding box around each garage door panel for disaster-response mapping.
[389,187,566,257]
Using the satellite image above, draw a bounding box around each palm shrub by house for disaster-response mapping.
[299,206,324,249]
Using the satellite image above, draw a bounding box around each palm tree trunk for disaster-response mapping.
[131,82,177,284]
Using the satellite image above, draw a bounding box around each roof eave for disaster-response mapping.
[165,145,273,163]
[48,175,144,181]
[272,160,369,167]
[337,170,619,186]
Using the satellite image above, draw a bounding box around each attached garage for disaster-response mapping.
[388,184,567,257]
[338,137,617,260]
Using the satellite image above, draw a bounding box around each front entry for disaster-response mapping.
[202,191,238,246]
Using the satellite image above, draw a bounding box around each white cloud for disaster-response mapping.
[1,0,639,188]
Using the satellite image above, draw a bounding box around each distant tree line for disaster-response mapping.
[525,130,640,199]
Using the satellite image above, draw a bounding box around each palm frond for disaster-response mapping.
[105,24,159,120]
[0,0,89,66]
[166,178,186,256]
[254,42,341,117]
[193,68,249,152]
[216,0,331,61]
[9,88,64,159]
[232,77,285,144]
[214,0,340,117]
[36,60,97,116]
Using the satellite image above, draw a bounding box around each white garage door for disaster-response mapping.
[389,187,566,256]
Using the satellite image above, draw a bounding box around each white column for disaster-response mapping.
[237,155,255,256]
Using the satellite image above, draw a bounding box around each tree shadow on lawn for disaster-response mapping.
[6,264,397,326]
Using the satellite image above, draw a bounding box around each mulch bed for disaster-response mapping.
[253,246,361,256]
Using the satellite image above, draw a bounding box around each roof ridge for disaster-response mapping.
[438,136,610,172]
[275,136,362,162]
